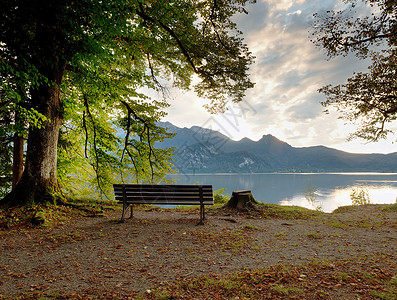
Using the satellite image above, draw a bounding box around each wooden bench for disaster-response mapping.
[113,184,214,225]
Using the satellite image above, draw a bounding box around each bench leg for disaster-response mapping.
[197,204,205,226]
[129,204,134,219]
[120,203,127,223]
[121,203,133,223]
[120,204,134,223]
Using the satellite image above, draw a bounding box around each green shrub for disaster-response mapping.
[213,188,230,205]
[350,187,371,205]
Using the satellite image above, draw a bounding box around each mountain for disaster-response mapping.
[157,122,397,173]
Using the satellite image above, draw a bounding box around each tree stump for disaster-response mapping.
[222,190,259,211]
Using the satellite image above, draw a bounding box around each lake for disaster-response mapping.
[168,173,397,212]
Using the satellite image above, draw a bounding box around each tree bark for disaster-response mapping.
[12,134,24,189]
[222,190,260,211]
[12,104,25,189]
[1,64,65,207]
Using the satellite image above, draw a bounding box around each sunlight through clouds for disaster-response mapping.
[164,0,397,154]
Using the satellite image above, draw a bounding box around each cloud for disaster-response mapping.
[164,0,396,154]
[286,94,324,121]
[233,1,270,32]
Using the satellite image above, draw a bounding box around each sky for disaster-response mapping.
[162,0,397,154]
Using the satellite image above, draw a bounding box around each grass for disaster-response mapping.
[243,223,258,231]
[146,256,397,300]
[0,197,334,231]
[334,203,397,213]
[260,203,323,220]
[214,201,324,220]
[333,272,350,282]
[382,202,397,212]
[191,227,258,252]
[327,204,397,229]
[66,197,118,216]
[370,290,397,300]
[270,284,303,295]
[0,198,118,231]
[43,229,85,244]
[306,232,322,239]
[274,230,286,239]
[1,202,395,299]
[330,218,348,228]
[0,203,72,230]
[329,216,387,229]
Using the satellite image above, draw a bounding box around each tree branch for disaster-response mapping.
[83,95,108,199]
[82,111,89,159]
[136,2,198,73]
[119,99,157,183]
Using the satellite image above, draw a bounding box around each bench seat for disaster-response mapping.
[113,184,214,224]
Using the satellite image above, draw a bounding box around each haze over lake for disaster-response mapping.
[168,173,397,212]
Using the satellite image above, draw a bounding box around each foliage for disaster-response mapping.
[0,125,12,198]
[0,94,15,197]
[213,188,230,205]
[312,0,397,141]
[0,0,255,204]
[57,92,176,199]
[350,186,372,205]
[320,49,397,141]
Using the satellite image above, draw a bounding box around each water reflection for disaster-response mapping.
[169,173,397,212]
[280,186,397,212]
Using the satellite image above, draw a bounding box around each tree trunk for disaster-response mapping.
[222,190,260,211]
[1,66,65,207]
[12,134,24,189]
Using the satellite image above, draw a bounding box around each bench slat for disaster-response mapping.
[118,191,213,195]
[113,184,214,224]
[115,196,213,201]
[113,184,212,188]
[115,193,213,198]
[113,186,212,193]
[113,185,214,204]
[116,200,214,205]
[119,190,213,195]
[114,193,213,197]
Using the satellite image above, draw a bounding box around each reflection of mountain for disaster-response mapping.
[158,122,397,173]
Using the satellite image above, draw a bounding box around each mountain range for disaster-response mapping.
[157,122,397,173]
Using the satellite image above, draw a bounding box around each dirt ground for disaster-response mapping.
[0,204,396,299]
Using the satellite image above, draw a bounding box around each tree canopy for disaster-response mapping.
[312,0,396,141]
[0,0,255,206]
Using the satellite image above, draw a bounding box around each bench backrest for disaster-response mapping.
[113,184,214,205]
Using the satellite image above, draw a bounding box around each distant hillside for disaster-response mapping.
[157,122,397,173]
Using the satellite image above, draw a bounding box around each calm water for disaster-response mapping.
[168,173,397,212]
